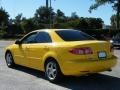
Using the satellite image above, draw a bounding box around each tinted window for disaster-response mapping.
[113,33,120,41]
[56,30,95,41]
[35,32,52,43]
[22,32,37,44]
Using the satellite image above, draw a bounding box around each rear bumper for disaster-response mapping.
[61,56,117,76]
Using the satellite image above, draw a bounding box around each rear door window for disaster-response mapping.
[35,32,52,43]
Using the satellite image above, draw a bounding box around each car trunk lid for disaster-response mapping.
[59,40,112,61]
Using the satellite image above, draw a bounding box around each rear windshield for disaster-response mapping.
[56,30,95,41]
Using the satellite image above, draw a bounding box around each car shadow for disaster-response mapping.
[12,65,46,79]
[56,74,120,90]
[12,65,120,90]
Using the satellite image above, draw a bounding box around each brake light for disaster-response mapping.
[69,47,93,55]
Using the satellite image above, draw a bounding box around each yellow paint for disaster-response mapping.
[5,29,117,76]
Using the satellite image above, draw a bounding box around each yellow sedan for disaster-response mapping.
[5,29,117,82]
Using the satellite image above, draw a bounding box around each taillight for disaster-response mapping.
[69,47,93,55]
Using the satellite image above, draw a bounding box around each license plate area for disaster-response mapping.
[98,51,107,59]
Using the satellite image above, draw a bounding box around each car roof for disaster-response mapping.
[31,29,78,33]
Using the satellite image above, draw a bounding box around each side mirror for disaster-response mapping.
[15,40,22,44]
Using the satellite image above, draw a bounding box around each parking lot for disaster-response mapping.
[0,40,120,90]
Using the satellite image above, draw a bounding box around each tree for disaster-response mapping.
[78,17,89,29]
[71,12,79,20]
[13,13,23,25]
[0,22,7,38]
[57,9,65,17]
[20,18,36,33]
[0,7,9,26]
[0,7,9,37]
[111,14,118,28]
[55,9,67,23]
[89,0,120,29]
[33,6,55,28]
[85,17,103,29]
[7,13,24,35]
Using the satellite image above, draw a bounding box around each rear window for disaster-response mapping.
[56,30,95,41]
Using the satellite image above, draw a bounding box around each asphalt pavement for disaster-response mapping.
[0,40,120,90]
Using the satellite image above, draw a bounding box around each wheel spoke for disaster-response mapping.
[50,63,53,69]
[51,73,55,79]
[52,68,56,72]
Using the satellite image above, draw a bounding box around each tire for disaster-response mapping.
[5,51,15,68]
[45,60,62,83]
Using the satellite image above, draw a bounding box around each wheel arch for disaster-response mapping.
[5,49,11,56]
[41,52,62,72]
[44,57,58,68]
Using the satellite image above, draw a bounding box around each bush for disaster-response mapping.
[0,30,7,38]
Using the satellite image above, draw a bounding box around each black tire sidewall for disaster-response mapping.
[5,52,14,67]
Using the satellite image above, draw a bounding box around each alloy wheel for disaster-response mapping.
[46,61,57,80]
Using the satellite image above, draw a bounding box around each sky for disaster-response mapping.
[0,0,115,25]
